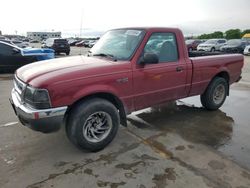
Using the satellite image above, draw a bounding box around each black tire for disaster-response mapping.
[200,77,228,110]
[211,47,215,52]
[66,51,70,55]
[66,98,120,152]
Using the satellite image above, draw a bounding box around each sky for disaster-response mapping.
[0,0,250,37]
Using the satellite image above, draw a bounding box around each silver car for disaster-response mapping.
[197,39,227,52]
[244,45,250,55]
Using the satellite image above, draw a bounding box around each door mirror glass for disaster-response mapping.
[12,48,20,54]
[140,52,159,65]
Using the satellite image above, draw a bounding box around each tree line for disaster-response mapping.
[198,29,250,39]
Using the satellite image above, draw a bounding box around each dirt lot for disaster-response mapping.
[0,51,250,188]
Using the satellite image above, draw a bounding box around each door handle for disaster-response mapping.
[176,66,183,72]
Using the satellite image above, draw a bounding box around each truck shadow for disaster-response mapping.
[127,101,234,149]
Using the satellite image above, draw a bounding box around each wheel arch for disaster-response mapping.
[64,92,128,127]
[211,71,230,95]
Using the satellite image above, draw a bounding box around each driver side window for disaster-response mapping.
[0,43,14,56]
[144,32,178,63]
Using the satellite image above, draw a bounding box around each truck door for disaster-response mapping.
[133,32,188,110]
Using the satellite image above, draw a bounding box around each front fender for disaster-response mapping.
[72,84,120,104]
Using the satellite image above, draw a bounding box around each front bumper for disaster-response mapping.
[244,48,250,55]
[10,89,67,133]
[197,46,212,52]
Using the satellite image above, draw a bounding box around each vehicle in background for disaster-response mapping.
[0,36,7,40]
[242,33,250,42]
[220,39,248,54]
[88,40,97,48]
[185,39,203,51]
[75,40,84,47]
[41,39,46,44]
[244,45,250,55]
[0,39,15,45]
[68,39,81,46]
[75,40,90,47]
[197,39,227,52]
[30,40,40,43]
[43,38,70,55]
[10,27,243,151]
[22,38,30,42]
[11,40,29,48]
[0,41,54,73]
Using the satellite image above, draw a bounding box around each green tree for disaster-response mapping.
[211,31,224,38]
[198,31,223,39]
[225,29,241,39]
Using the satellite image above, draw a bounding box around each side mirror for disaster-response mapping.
[12,48,20,54]
[139,52,159,65]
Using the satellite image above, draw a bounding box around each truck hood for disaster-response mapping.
[16,56,123,85]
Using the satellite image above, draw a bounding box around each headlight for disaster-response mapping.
[24,86,51,109]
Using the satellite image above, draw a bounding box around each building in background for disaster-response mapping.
[27,32,61,41]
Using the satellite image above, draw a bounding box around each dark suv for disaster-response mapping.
[43,38,70,55]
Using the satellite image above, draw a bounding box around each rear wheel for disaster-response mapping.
[66,98,120,152]
[66,51,70,55]
[211,47,215,52]
[200,77,228,110]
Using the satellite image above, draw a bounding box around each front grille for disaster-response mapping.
[13,75,26,101]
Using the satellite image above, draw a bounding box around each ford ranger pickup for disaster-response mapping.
[10,27,244,151]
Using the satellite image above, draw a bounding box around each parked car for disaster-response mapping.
[43,38,70,55]
[11,40,29,48]
[0,41,54,73]
[69,40,80,46]
[220,39,248,54]
[22,38,30,42]
[0,36,7,40]
[197,39,227,52]
[0,39,15,45]
[242,33,250,42]
[88,40,97,48]
[30,40,40,43]
[244,45,250,55]
[185,39,203,51]
[10,27,243,151]
[75,40,90,47]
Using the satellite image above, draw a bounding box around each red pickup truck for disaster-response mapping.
[10,27,243,151]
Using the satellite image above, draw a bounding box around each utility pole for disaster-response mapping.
[79,9,84,55]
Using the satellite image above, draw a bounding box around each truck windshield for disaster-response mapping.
[90,29,145,60]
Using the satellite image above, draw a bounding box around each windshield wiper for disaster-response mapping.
[93,53,117,61]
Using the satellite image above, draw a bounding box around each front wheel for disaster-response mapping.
[66,98,120,152]
[200,77,228,110]
[211,47,215,52]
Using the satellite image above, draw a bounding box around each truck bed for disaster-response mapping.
[189,54,244,97]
